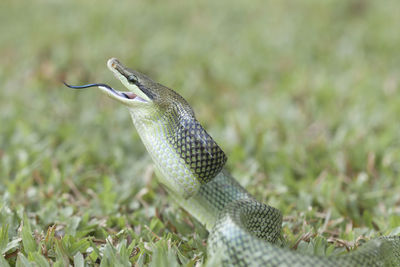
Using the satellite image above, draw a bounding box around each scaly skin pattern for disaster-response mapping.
[69,58,400,266]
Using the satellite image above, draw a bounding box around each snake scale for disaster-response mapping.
[66,58,400,266]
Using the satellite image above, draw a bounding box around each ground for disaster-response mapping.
[0,0,399,266]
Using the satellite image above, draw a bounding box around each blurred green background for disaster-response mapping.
[1,0,399,266]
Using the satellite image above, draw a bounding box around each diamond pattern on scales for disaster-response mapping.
[168,118,227,184]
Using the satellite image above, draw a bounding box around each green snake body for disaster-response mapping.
[67,58,400,266]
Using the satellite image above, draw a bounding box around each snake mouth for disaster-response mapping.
[107,58,153,102]
[63,82,147,102]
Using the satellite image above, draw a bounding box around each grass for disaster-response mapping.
[1,0,400,265]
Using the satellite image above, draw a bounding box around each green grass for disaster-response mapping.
[1,0,400,265]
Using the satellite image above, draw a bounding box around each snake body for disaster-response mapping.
[66,58,400,266]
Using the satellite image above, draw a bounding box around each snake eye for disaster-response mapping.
[128,75,138,83]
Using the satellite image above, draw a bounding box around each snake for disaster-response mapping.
[65,58,400,266]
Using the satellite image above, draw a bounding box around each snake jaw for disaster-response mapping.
[95,84,148,105]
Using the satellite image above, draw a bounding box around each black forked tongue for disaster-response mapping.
[63,82,131,99]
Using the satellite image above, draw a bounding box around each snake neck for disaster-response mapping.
[129,110,199,198]
[129,107,227,199]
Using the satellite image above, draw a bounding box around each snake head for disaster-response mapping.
[66,58,227,198]
[104,58,195,118]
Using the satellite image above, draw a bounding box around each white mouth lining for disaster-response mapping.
[98,85,148,103]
